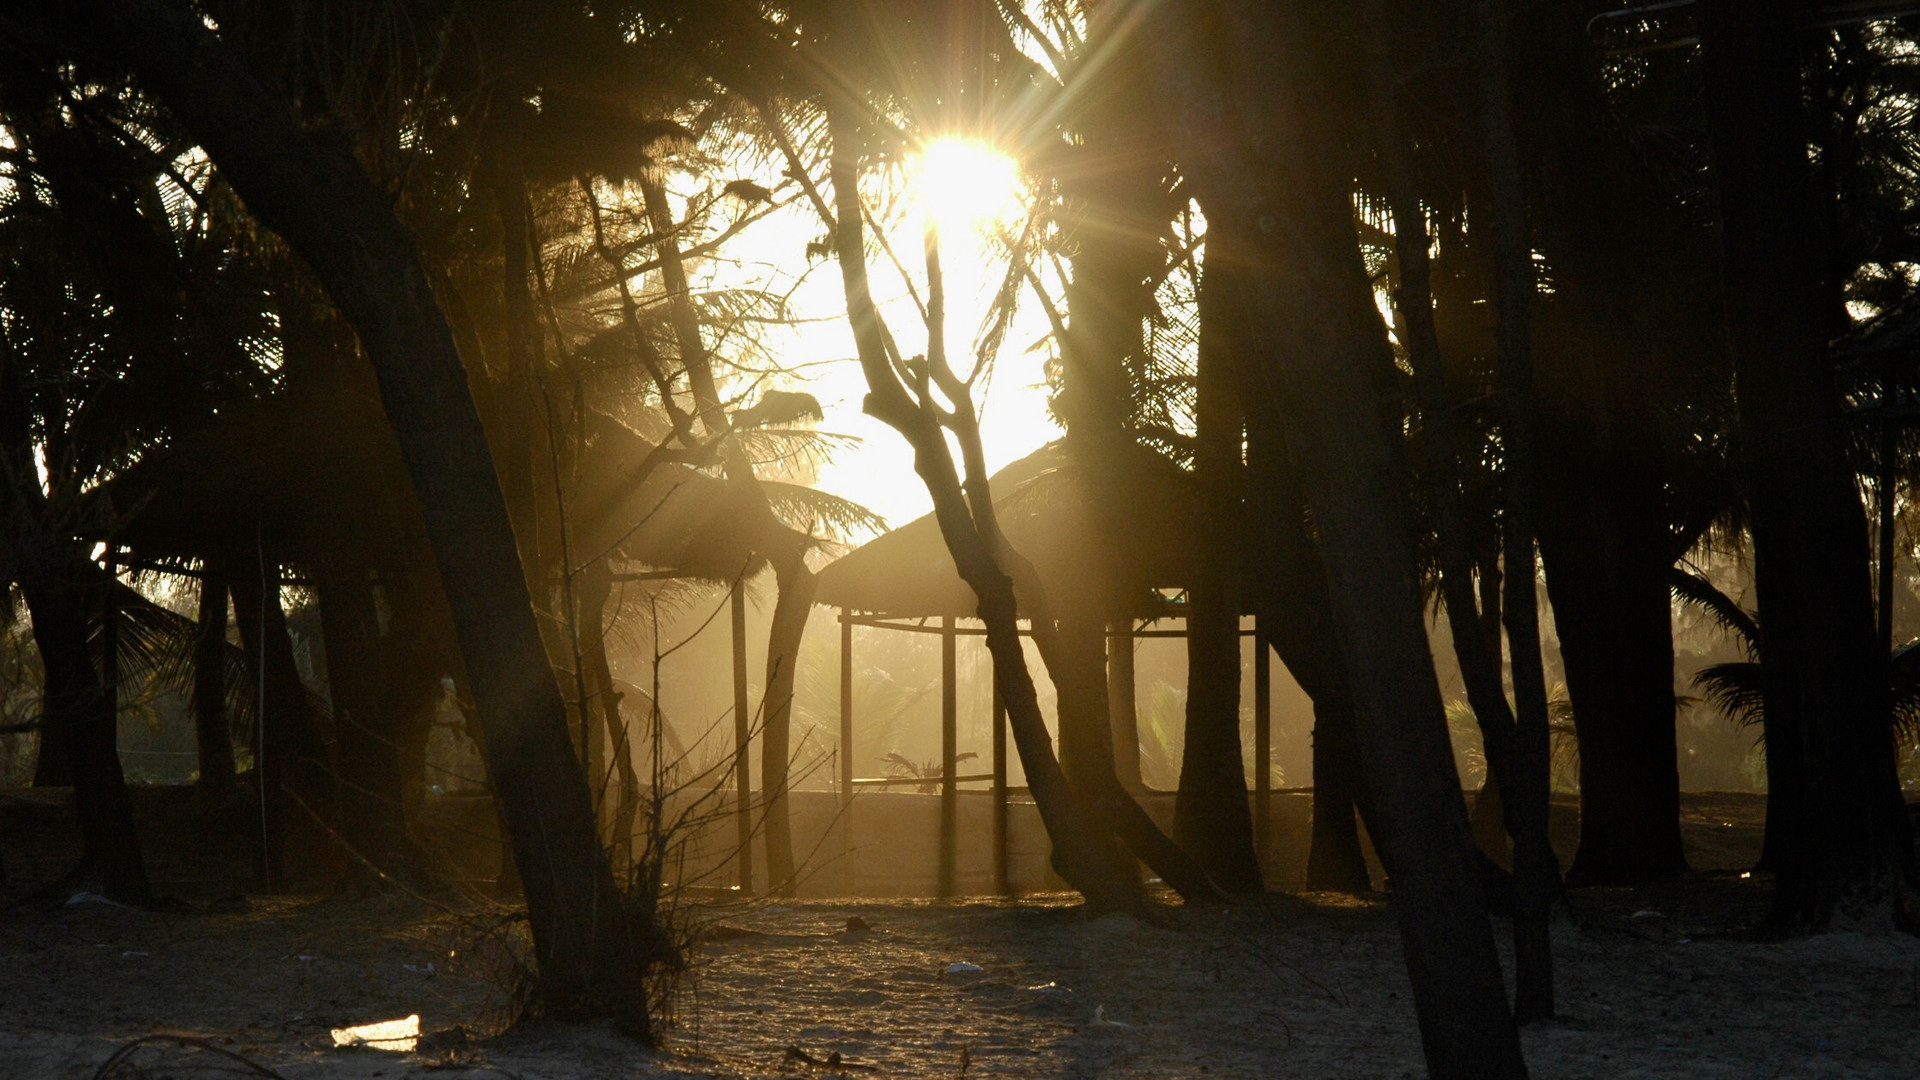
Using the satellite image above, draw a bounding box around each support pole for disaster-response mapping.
[840,609,854,891]
[840,611,854,802]
[732,580,752,893]
[1254,621,1272,855]
[993,679,1009,896]
[939,615,958,897]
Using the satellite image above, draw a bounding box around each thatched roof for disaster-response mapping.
[813,440,1208,618]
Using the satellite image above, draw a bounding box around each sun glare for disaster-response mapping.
[912,137,1026,235]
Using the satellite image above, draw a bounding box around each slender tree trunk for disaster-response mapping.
[1144,1,1528,1072]
[193,562,238,798]
[579,561,639,865]
[54,0,651,1025]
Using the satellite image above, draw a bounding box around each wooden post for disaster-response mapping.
[840,610,854,801]
[1254,619,1272,853]
[840,609,854,893]
[939,615,958,897]
[992,680,1009,895]
[732,580,752,893]
[1108,620,1142,788]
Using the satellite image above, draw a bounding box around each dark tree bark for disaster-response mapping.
[1538,489,1687,883]
[316,565,418,881]
[483,103,547,607]
[230,553,334,885]
[1175,242,1263,895]
[1144,1,1528,1074]
[0,336,148,902]
[192,562,238,798]
[1520,1,1690,886]
[47,0,651,1026]
[1698,0,1915,931]
[1476,0,1560,1019]
[1232,317,1373,892]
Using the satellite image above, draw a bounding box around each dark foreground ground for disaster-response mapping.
[2,790,1916,1079]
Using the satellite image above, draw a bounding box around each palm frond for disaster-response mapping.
[1693,661,1767,729]
[1669,567,1761,658]
[758,480,886,542]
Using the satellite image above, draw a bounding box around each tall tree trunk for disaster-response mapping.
[1144,1,1528,1073]
[1537,486,1687,882]
[484,103,546,608]
[1233,308,1373,891]
[231,553,334,885]
[17,557,151,903]
[1176,242,1263,895]
[1698,0,1915,930]
[1477,0,1560,1020]
[760,555,816,895]
[193,562,238,798]
[316,563,415,882]
[55,0,652,1026]
[1521,0,1690,887]
[0,341,147,901]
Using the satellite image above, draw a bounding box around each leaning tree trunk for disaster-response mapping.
[1698,0,1915,931]
[825,99,1144,914]
[1144,1,1528,1074]
[55,0,652,1028]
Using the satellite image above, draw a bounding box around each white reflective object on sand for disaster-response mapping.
[331,1014,420,1051]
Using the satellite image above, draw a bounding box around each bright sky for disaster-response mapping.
[687,136,1060,535]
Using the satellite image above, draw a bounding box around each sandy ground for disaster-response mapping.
[5,788,1919,1078]
[4,883,1919,1079]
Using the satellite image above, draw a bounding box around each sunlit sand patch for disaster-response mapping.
[330,1013,419,1052]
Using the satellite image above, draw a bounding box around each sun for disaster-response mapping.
[912,137,1026,236]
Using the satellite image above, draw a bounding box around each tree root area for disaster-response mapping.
[1,874,1917,1078]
